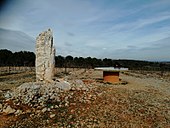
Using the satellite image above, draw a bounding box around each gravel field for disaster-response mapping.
[0,69,170,128]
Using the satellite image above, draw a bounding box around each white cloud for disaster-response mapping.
[0,0,170,60]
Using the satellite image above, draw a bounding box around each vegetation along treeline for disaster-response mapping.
[0,49,170,71]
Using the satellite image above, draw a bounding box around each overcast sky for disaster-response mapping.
[0,0,170,61]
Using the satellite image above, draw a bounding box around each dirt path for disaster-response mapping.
[70,69,170,127]
[78,69,170,96]
[0,69,170,127]
[119,72,170,96]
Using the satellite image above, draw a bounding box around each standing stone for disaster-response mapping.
[36,29,55,83]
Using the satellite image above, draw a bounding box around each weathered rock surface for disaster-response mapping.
[3,105,16,114]
[55,81,71,90]
[4,91,12,99]
[0,103,2,111]
[50,114,55,118]
[10,82,66,104]
[41,107,47,113]
[36,29,55,83]
[4,79,89,107]
[15,109,22,115]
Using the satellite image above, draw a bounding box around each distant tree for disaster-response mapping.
[73,57,85,68]
[103,58,113,67]
[65,55,73,67]
[73,57,79,67]
[11,51,35,66]
[85,57,93,68]
[64,55,74,73]
[114,62,121,68]
[0,49,35,67]
[1,49,168,72]
[159,63,165,76]
[0,49,13,66]
[26,51,35,66]
[55,55,65,67]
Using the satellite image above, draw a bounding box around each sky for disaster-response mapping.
[0,0,170,61]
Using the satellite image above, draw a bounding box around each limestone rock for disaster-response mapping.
[15,109,22,115]
[55,81,71,90]
[42,107,47,113]
[4,91,12,99]
[36,29,55,83]
[50,114,55,118]
[0,103,2,112]
[3,105,16,114]
[9,81,72,106]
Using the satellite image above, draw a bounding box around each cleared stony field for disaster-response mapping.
[0,68,170,128]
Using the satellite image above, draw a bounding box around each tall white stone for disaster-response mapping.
[36,29,55,83]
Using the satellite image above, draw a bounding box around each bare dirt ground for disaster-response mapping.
[0,68,170,128]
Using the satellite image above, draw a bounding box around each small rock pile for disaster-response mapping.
[0,79,90,115]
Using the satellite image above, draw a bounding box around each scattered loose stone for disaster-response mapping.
[4,91,12,99]
[3,105,16,114]
[42,108,47,113]
[50,114,55,118]
[0,103,2,109]
[15,109,22,115]
[55,81,71,90]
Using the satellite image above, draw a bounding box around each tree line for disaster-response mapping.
[0,49,35,66]
[0,49,170,71]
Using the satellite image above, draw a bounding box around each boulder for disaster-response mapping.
[55,81,71,90]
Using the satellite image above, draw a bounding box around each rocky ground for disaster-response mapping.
[0,68,170,128]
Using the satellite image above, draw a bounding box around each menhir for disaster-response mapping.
[36,29,55,83]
